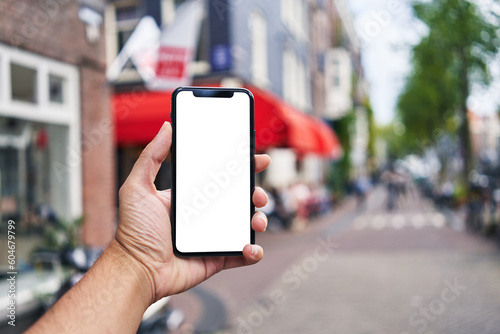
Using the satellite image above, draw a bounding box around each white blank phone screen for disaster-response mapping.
[175,90,251,253]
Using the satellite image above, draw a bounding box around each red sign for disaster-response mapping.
[156,46,191,80]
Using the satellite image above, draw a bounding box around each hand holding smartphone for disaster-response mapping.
[171,87,255,257]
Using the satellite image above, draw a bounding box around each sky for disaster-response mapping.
[348,0,500,125]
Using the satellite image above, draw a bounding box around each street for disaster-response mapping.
[170,186,500,334]
[2,1,500,333]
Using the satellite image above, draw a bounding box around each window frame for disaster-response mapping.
[249,8,269,88]
[0,43,82,223]
[0,44,77,122]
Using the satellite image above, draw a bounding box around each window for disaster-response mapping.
[325,48,353,118]
[332,57,340,87]
[292,0,302,36]
[281,0,294,31]
[10,63,37,103]
[250,10,268,87]
[283,46,310,111]
[297,59,308,110]
[282,0,307,40]
[117,30,134,52]
[161,0,175,25]
[116,6,138,21]
[333,75,340,87]
[49,74,65,104]
[290,52,298,108]
[283,46,293,104]
[115,5,140,53]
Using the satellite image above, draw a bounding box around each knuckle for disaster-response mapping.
[118,182,133,200]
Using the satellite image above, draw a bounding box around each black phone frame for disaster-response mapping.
[171,86,256,257]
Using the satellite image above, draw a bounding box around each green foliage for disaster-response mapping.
[453,181,468,203]
[328,112,355,196]
[397,36,458,148]
[363,100,376,158]
[397,0,499,169]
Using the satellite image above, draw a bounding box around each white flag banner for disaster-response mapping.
[106,16,161,82]
[147,0,204,90]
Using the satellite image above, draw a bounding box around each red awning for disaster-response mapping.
[245,84,342,159]
[113,85,342,159]
[246,85,288,151]
[113,88,287,149]
[114,91,173,145]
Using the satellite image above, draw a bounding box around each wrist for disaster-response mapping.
[106,238,156,308]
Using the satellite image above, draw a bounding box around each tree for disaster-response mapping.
[364,99,377,159]
[397,0,500,184]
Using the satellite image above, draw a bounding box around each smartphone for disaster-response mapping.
[171,87,255,257]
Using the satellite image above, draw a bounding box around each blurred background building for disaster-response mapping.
[0,0,116,262]
[469,111,500,169]
[0,0,377,279]
[0,0,372,261]
[3,0,500,332]
[110,0,370,197]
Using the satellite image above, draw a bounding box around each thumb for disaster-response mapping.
[127,122,172,189]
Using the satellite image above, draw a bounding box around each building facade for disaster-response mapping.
[108,0,344,191]
[0,0,116,253]
[325,0,371,181]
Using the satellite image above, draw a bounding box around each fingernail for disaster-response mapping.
[157,122,168,136]
[251,245,256,256]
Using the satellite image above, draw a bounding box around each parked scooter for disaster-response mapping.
[35,245,184,333]
[33,206,184,333]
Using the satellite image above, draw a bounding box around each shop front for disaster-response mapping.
[0,44,81,263]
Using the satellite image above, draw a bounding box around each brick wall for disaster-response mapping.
[0,0,116,247]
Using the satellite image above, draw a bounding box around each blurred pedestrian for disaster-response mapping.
[354,174,371,209]
[381,164,404,211]
[289,182,311,231]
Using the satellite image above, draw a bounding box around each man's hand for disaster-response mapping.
[115,122,271,303]
[27,121,268,333]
